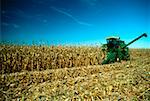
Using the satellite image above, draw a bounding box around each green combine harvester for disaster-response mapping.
[101,33,148,64]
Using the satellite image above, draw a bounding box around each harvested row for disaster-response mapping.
[0,64,124,99]
[28,64,149,101]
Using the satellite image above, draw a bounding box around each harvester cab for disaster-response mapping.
[101,33,148,64]
[106,36,121,49]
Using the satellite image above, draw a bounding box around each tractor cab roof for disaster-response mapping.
[106,36,120,40]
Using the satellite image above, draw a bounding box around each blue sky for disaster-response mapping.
[1,0,150,48]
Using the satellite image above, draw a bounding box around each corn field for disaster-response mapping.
[0,44,150,100]
[0,45,102,73]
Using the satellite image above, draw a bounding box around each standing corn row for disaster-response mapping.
[0,45,103,73]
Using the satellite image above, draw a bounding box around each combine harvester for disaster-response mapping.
[101,33,148,64]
